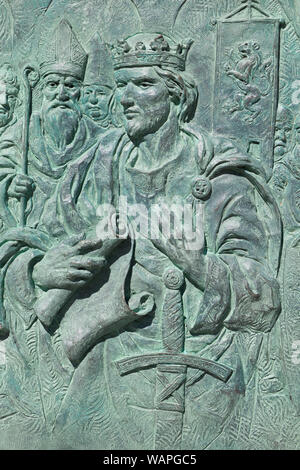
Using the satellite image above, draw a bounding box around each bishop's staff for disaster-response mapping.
[20,65,39,227]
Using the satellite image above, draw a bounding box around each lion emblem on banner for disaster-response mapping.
[223,40,273,123]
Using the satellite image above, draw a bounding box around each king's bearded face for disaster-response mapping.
[114,67,171,142]
[41,73,82,146]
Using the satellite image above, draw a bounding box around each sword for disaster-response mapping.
[115,266,233,450]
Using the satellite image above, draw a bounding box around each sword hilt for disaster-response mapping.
[162,267,185,353]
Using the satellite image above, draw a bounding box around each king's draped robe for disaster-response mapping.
[0,123,281,449]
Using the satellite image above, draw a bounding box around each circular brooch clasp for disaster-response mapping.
[192,176,212,200]
[163,267,184,290]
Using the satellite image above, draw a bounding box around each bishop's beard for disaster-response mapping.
[42,103,81,152]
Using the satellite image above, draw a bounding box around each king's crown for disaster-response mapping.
[109,33,192,71]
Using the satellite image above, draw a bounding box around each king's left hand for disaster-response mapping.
[151,228,208,290]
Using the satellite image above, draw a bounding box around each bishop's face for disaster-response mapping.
[0,79,18,128]
[114,67,170,142]
[41,73,82,150]
[42,73,81,114]
[81,84,111,123]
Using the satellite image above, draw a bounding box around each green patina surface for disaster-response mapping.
[0,0,298,450]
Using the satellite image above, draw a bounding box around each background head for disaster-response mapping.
[81,32,114,126]
[0,63,19,128]
[274,104,294,159]
[81,83,113,124]
[293,113,300,146]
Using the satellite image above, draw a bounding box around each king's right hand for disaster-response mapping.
[8,174,35,200]
[32,237,107,291]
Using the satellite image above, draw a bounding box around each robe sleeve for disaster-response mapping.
[188,171,281,336]
[4,248,44,329]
